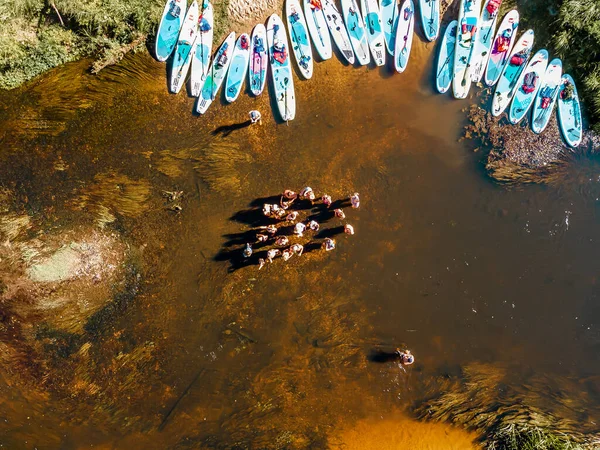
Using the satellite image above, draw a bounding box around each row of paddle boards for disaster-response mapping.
[434,0,583,147]
[154,0,444,122]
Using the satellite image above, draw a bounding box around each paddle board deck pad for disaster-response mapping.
[452,0,482,99]
[190,2,214,97]
[156,0,186,62]
[341,0,371,65]
[484,9,519,86]
[469,0,501,82]
[394,0,414,73]
[436,20,457,93]
[267,14,297,121]
[557,74,583,147]
[361,0,386,65]
[170,1,199,94]
[249,24,268,96]
[491,29,534,117]
[380,0,398,55]
[531,58,562,134]
[323,0,356,64]
[304,0,333,60]
[508,49,548,124]
[225,33,250,102]
[286,0,314,79]
[196,32,236,114]
[419,0,439,42]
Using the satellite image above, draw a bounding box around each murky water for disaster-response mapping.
[1,25,600,449]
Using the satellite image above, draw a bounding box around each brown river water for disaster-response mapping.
[0,28,600,449]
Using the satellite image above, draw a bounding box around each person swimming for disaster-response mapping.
[308,220,319,232]
[351,192,360,209]
[396,349,414,365]
[322,238,335,251]
[249,110,262,124]
[322,194,332,208]
[243,243,253,258]
[334,208,345,220]
[275,236,289,246]
[283,189,298,200]
[294,222,306,237]
[344,224,354,235]
[258,258,266,270]
[286,211,299,222]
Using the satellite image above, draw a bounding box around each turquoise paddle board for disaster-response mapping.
[491,29,534,116]
[190,2,214,97]
[286,0,314,79]
[419,0,439,42]
[469,0,501,83]
[170,1,199,94]
[361,0,386,66]
[303,0,333,60]
[196,32,236,114]
[323,0,355,64]
[225,33,250,102]
[557,74,583,147]
[394,0,414,73]
[155,0,186,62]
[484,9,519,87]
[436,20,457,93]
[380,0,398,55]
[531,58,562,134]
[341,0,371,65]
[268,14,296,121]
[452,0,482,99]
[508,49,548,124]
[249,24,268,96]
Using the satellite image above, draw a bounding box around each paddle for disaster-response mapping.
[460,26,478,87]
[311,5,327,48]
[436,41,455,83]
[428,0,436,39]
[533,84,559,129]
[289,12,310,71]
[398,6,412,68]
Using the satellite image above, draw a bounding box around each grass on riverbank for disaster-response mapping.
[0,0,230,89]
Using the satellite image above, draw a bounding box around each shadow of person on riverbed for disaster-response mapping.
[211,120,252,137]
[315,226,345,239]
[368,348,402,363]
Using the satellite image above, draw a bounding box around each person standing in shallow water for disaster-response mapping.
[249,110,262,124]
[396,349,414,365]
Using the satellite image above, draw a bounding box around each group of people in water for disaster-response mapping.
[241,187,360,269]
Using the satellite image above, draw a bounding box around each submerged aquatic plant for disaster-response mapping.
[415,363,600,450]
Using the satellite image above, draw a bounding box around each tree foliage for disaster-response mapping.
[551,0,600,132]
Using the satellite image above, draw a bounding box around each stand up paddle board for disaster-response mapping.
[557,74,583,147]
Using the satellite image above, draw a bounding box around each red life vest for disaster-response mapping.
[496,35,510,53]
[486,0,501,16]
[541,96,551,109]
